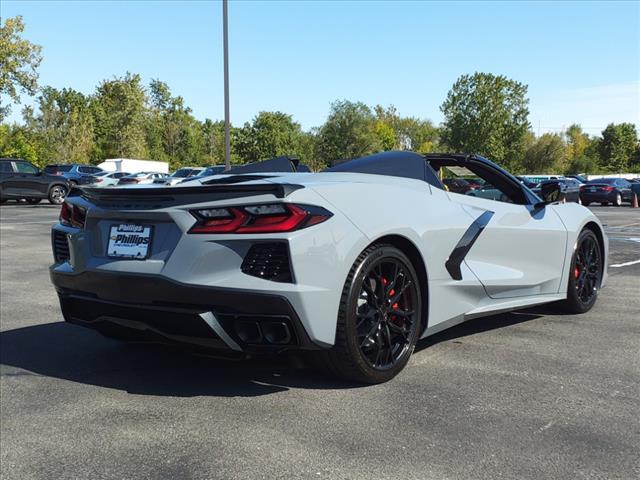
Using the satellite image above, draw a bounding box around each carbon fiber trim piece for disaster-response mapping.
[445,210,494,280]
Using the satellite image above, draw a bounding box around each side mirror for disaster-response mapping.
[539,182,567,205]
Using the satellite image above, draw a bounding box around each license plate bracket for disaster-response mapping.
[107,224,153,259]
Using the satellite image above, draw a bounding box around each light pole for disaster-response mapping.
[223,0,231,170]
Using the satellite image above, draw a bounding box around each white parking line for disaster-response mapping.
[610,259,640,268]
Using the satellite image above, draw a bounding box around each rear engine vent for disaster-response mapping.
[52,230,70,263]
[241,243,293,283]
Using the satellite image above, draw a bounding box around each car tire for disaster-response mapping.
[582,201,590,206]
[48,185,67,204]
[318,244,423,384]
[557,229,602,314]
[614,193,622,206]
[26,198,42,205]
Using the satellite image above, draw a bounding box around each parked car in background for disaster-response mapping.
[566,174,588,185]
[43,164,104,185]
[580,178,634,206]
[536,178,582,203]
[442,178,474,194]
[154,167,205,186]
[194,165,227,178]
[117,172,167,185]
[516,176,539,189]
[1,158,70,204]
[87,171,131,187]
[465,182,509,202]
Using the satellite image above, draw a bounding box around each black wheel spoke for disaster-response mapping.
[354,256,419,371]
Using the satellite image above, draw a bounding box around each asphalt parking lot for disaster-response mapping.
[1,203,638,480]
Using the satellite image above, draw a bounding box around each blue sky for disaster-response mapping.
[2,0,639,135]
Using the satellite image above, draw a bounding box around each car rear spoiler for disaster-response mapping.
[226,156,310,174]
[71,183,303,208]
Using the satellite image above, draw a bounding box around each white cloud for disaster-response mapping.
[529,81,640,136]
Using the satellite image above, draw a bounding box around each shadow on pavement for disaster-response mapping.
[1,308,548,397]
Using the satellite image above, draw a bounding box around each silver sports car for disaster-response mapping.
[50,152,607,384]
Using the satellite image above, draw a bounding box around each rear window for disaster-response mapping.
[0,162,13,173]
[44,165,73,173]
[78,166,102,174]
[587,178,617,185]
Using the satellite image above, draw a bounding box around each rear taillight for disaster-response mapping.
[59,202,86,228]
[94,178,103,183]
[60,202,72,226]
[188,203,332,234]
[603,186,614,191]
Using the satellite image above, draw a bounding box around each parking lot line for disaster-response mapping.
[610,259,640,268]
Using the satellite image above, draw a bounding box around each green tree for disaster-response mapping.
[565,124,589,160]
[0,123,38,163]
[235,111,306,163]
[316,100,381,165]
[440,72,530,171]
[0,16,43,121]
[598,123,638,172]
[24,86,95,164]
[566,155,599,175]
[92,73,148,159]
[522,133,567,173]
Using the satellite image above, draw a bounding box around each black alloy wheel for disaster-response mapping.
[321,244,422,384]
[355,257,419,370]
[559,229,602,313]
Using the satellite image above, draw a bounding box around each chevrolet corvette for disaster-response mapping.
[50,152,608,383]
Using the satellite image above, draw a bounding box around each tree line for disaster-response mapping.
[1,16,639,173]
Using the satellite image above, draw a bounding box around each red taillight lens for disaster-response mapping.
[60,202,72,226]
[59,202,86,228]
[94,178,103,183]
[188,204,332,234]
[603,186,614,191]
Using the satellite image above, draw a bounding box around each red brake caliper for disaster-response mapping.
[382,277,400,323]
[574,266,580,279]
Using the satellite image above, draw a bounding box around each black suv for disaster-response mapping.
[0,158,71,205]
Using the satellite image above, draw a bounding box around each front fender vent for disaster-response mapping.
[241,243,293,283]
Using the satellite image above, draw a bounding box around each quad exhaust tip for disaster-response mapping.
[235,319,292,345]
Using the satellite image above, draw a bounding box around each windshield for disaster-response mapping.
[170,168,193,178]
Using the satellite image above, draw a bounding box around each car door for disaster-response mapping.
[446,169,567,299]
[4,161,44,196]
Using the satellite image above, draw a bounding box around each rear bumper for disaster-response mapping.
[50,268,321,353]
[580,191,617,203]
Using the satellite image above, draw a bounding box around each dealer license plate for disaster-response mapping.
[107,224,152,259]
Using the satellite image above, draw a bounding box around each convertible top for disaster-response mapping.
[327,151,442,186]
